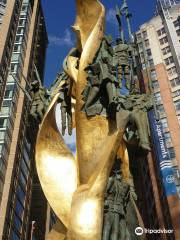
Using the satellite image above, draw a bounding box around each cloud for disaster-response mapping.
[48,29,74,47]
[106,8,117,25]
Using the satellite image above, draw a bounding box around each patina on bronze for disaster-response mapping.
[29,1,154,239]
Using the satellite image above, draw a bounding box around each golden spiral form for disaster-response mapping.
[36,1,143,239]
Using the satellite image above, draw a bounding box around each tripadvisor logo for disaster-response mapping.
[135,227,144,236]
[135,227,174,235]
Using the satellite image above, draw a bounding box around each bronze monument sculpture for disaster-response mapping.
[30,1,154,239]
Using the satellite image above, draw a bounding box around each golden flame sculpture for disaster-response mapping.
[35,1,143,239]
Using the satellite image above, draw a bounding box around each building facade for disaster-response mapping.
[136,1,180,239]
[0,0,48,239]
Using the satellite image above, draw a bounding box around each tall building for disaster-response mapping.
[0,0,48,239]
[135,0,180,239]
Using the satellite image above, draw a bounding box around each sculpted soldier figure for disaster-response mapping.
[58,72,72,136]
[116,94,153,151]
[114,38,131,90]
[52,70,73,136]
[102,168,131,240]
[30,80,51,122]
[30,70,73,135]
[83,36,118,116]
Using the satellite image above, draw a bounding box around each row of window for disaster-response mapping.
[0,0,31,212]
[136,30,148,41]
[138,39,150,50]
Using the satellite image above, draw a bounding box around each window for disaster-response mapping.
[167,66,177,77]
[149,59,154,67]
[15,199,24,219]
[164,56,174,65]
[173,18,180,28]
[13,45,19,52]
[3,100,12,107]
[164,132,172,145]
[13,44,22,53]
[159,36,168,45]
[168,147,176,159]
[136,33,141,41]
[15,35,23,43]
[0,117,7,128]
[0,0,7,5]
[10,230,20,240]
[177,114,180,124]
[21,5,28,12]
[18,19,25,26]
[177,185,180,199]
[154,92,162,104]
[157,104,165,114]
[17,27,24,35]
[176,29,180,36]
[172,89,180,98]
[162,46,171,55]
[145,39,150,47]
[152,80,159,89]
[174,100,180,111]
[170,77,180,88]
[11,53,22,62]
[19,170,27,188]
[0,13,3,21]
[4,89,12,98]
[13,213,22,233]
[0,130,5,141]
[146,49,152,57]
[161,118,168,130]
[151,70,157,80]
[140,52,144,61]
[142,30,147,39]
[0,106,10,115]
[17,185,25,204]
[10,63,19,73]
[157,27,165,36]
[138,42,143,50]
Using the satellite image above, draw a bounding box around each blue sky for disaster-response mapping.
[41,0,157,87]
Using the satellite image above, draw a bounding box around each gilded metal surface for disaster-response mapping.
[36,94,78,228]
[35,1,144,239]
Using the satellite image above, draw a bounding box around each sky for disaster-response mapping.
[41,0,157,87]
